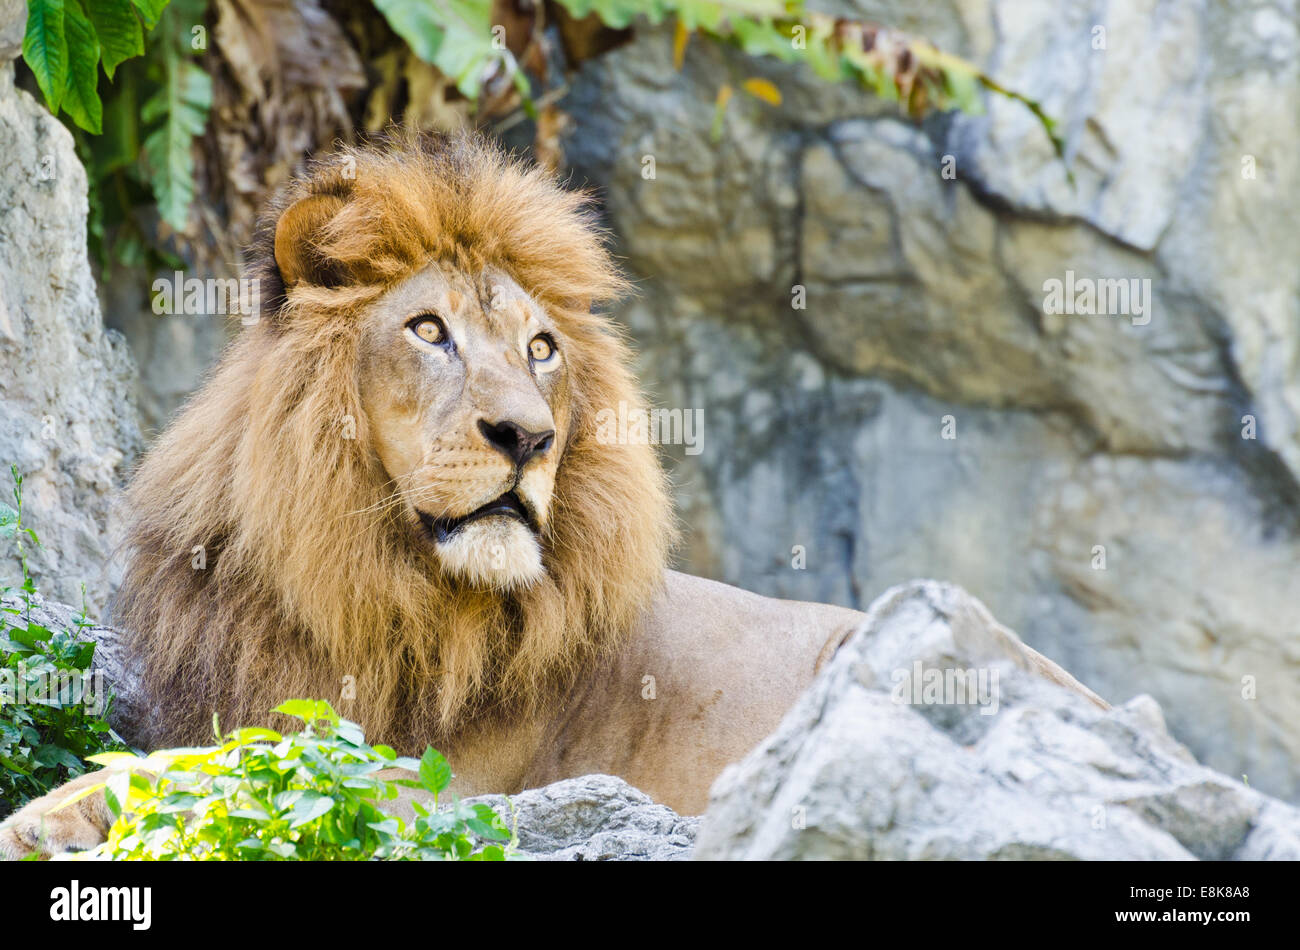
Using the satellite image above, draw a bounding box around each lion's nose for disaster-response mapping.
[478,419,555,468]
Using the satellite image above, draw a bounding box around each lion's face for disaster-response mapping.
[358,261,572,590]
[114,133,676,747]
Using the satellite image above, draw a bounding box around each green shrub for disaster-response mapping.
[72,699,516,861]
[0,467,126,820]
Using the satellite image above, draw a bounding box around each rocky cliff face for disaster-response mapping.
[561,0,1300,803]
[0,30,142,612]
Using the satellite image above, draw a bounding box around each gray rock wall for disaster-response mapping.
[0,45,141,611]
[562,0,1300,802]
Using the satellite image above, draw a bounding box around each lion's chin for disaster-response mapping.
[433,517,544,591]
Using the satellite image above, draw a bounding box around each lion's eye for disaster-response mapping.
[529,334,556,363]
[409,315,448,345]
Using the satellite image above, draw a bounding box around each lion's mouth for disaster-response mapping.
[419,491,535,543]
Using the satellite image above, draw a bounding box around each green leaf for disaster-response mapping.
[130,0,169,30]
[60,1,102,134]
[141,42,211,230]
[33,744,82,769]
[229,726,282,744]
[288,792,335,828]
[371,0,446,63]
[418,748,452,795]
[366,817,401,835]
[86,0,145,79]
[23,0,69,113]
[89,65,140,176]
[272,698,337,725]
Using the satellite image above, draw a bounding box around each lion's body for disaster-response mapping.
[430,571,864,814]
[0,571,862,858]
[0,132,1102,859]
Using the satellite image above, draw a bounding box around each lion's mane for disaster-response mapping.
[113,132,674,751]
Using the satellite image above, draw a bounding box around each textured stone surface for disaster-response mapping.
[561,0,1300,802]
[466,774,698,861]
[0,59,142,612]
[0,0,23,62]
[694,581,1300,860]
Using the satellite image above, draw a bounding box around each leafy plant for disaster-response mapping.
[0,466,125,820]
[22,0,169,135]
[20,0,1063,279]
[375,0,1062,154]
[67,699,516,861]
[20,0,208,269]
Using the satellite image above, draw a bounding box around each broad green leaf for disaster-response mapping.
[23,0,69,113]
[60,0,103,134]
[141,46,212,230]
[288,792,335,828]
[418,747,452,794]
[371,0,447,63]
[272,698,337,724]
[130,0,169,30]
[86,0,145,78]
[366,817,401,835]
[229,726,282,744]
[33,743,84,769]
[86,750,140,767]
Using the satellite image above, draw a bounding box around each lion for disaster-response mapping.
[0,131,1102,859]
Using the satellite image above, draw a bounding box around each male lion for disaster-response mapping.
[1,132,1099,859]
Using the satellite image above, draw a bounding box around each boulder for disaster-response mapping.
[694,581,1300,860]
[466,775,698,861]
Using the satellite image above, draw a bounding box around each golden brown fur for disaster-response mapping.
[116,131,674,752]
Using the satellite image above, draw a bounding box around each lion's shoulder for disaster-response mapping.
[526,571,865,813]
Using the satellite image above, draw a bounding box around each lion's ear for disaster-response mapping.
[274,193,348,289]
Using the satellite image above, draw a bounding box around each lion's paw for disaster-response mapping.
[0,771,116,860]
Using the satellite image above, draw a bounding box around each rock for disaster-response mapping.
[466,775,698,861]
[0,0,24,62]
[561,0,1300,803]
[0,59,142,612]
[694,581,1300,860]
